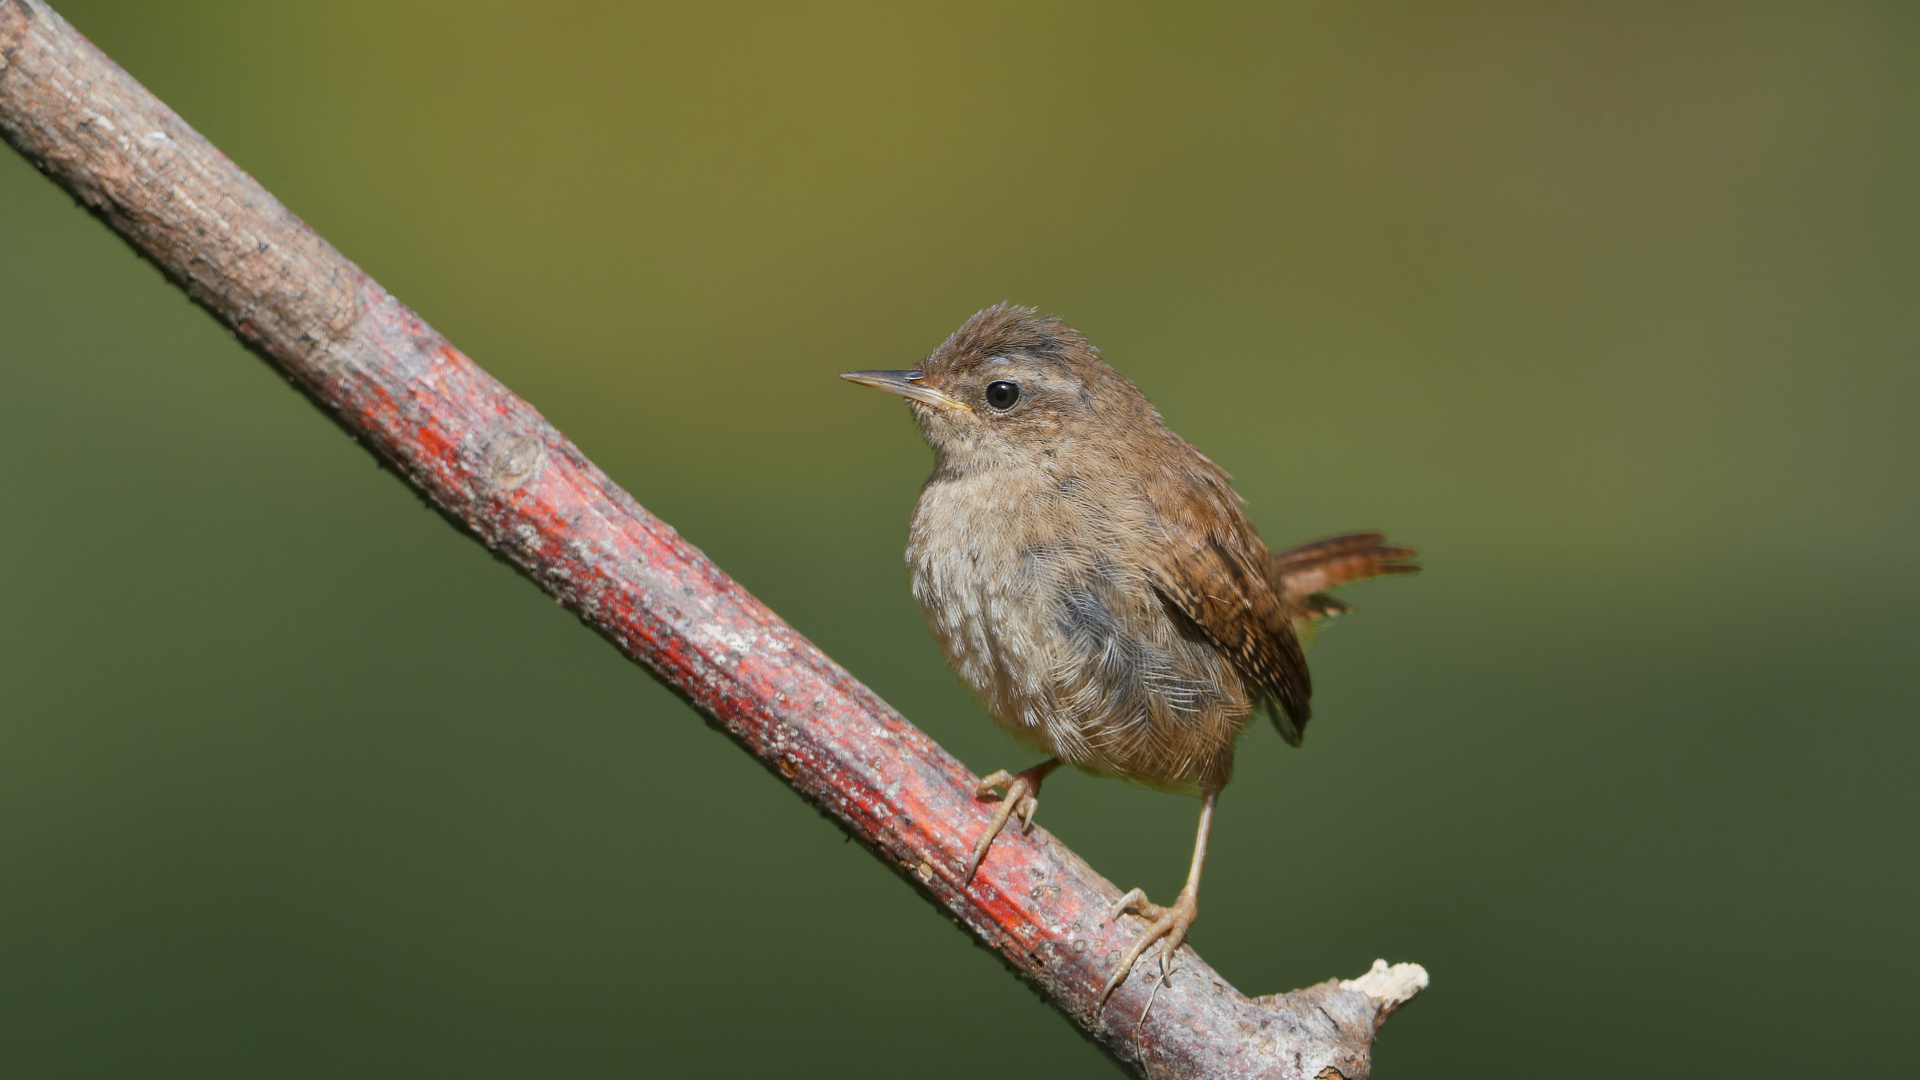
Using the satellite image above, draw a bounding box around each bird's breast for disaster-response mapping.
[906,470,1060,732]
[905,468,1251,790]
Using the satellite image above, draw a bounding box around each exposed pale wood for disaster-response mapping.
[0,3,1425,1075]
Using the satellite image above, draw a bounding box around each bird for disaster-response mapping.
[841,303,1416,1009]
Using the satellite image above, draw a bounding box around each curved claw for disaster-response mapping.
[1109,887,1154,921]
[963,759,1061,885]
[964,774,1034,883]
[1016,794,1039,832]
[975,769,1016,798]
[1097,889,1198,1011]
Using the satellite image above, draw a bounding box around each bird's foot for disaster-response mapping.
[1098,886,1198,1012]
[964,760,1058,884]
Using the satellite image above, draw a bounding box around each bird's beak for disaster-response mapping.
[839,369,972,412]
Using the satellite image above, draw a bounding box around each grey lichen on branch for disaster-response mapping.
[1341,959,1431,1017]
[0,1,1426,1075]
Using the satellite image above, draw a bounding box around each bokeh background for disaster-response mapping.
[4,2,1916,1075]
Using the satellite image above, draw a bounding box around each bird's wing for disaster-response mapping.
[1139,461,1313,742]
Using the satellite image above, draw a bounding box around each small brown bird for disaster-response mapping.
[843,304,1415,1007]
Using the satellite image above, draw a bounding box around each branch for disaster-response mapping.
[0,3,1425,1075]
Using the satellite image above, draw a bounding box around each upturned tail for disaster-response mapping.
[1272,531,1419,618]
[1262,532,1418,745]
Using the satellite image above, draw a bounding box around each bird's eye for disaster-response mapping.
[985,381,1021,410]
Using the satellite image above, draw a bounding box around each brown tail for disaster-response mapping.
[1271,532,1419,617]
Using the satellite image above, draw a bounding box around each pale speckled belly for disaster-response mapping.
[906,472,1252,791]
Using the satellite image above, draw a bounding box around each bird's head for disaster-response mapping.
[842,303,1159,474]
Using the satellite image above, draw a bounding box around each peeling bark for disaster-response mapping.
[0,3,1425,1075]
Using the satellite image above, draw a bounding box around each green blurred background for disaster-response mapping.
[3,1,1915,1075]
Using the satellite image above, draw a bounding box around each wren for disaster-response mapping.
[842,303,1416,1008]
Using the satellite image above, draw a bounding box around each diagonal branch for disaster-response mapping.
[0,3,1425,1076]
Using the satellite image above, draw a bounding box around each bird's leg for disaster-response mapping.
[964,757,1063,883]
[1098,786,1219,1012]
